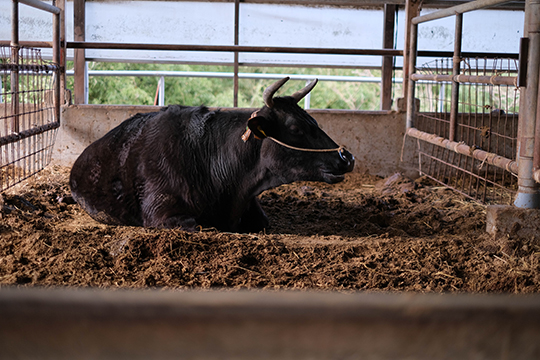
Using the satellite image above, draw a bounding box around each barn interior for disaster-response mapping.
[1,0,540,358]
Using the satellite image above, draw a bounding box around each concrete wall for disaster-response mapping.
[53,105,418,178]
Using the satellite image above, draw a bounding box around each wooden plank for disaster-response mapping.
[0,288,539,359]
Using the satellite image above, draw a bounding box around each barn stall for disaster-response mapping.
[1,0,540,358]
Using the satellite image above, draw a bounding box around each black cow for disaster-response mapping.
[70,77,354,232]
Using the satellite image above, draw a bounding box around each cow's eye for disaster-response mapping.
[289,125,303,136]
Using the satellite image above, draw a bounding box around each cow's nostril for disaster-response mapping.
[339,148,347,162]
[339,149,355,172]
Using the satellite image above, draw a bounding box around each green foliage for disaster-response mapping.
[65,62,393,110]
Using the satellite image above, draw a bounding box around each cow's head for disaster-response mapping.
[244,77,355,184]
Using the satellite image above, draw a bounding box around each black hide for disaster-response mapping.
[70,78,354,232]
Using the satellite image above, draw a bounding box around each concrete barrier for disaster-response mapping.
[0,288,539,359]
[53,105,418,178]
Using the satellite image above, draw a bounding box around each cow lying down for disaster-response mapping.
[70,77,355,233]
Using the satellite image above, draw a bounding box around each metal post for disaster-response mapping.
[74,0,86,104]
[402,0,422,102]
[406,23,418,129]
[516,0,540,208]
[381,4,396,110]
[53,0,66,106]
[233,0,239,107]
[52,5,61,122]
[84,59,89,104]
[304,80,311,109]
[159,76,165,106]
[449,13,462,142]
[438,83,445,113]
[11,0,20,133]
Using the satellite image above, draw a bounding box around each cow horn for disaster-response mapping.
[291,79,318,103]
[263,77,290,108]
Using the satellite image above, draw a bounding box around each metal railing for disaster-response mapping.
[404,0,536,206]
[65,69,404,108]
[1,0,62,192]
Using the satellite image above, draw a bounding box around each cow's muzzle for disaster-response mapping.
[338,148,355,173]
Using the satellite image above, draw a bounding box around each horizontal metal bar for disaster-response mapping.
[407,127,518,175]
[0,40,53,48]
[18,0,60,15]
[0,121,59,146]
[0,64,58,72]
[64,70,405,84]
[2,44,517,62]
[62,0,524,11]
[410,73,517,86]
[67,41,403,56]
[417,50,519,59]
[254,0,525,9]
[412,0,513,24]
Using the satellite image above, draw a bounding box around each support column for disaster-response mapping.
[515,0,540,208]
[53,0,66,105]
[74,0,86,104]
[233,0,239,107]
[381,4,396,110]
[448,13,462,142]
[402,0,423,104]
[11,0,20,133]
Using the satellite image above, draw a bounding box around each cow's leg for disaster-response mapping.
[142,194,199,230]
[157,215,199,231]
[237,198,269,233]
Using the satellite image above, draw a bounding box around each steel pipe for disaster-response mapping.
[417,50,519,59]
[515,0,540,208]
[11,0,20,133]
[0,40,53,48]
[65,70,402,83]
[412,0,514,24]
[405,22,418,129]
[448,13,463,142]
[0,64,58,72]
[410,73,518,86]
[67,41,403,56]
[0,122,60,147]
[18,0,60,14]
[407,127,519,175]
[52,6,61,123]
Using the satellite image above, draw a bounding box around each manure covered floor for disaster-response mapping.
[1,166,539,292]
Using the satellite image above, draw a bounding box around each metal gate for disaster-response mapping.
[1,0,61,192]
[410,56,519,204]
[405,0,538,207]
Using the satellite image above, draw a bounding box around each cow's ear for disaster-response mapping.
[246,115,271,140]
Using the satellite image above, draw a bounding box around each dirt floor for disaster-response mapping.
[1,166,539,293]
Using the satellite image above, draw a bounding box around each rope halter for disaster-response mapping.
[242,125,349,162]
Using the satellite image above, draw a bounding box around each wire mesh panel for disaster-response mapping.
[0,46,60,192]
[413,57,519,204]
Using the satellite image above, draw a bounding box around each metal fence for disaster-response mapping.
[0,46,60,192]
[404,0,535,207]
[412,57,519,204]
[1,0,61,192]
